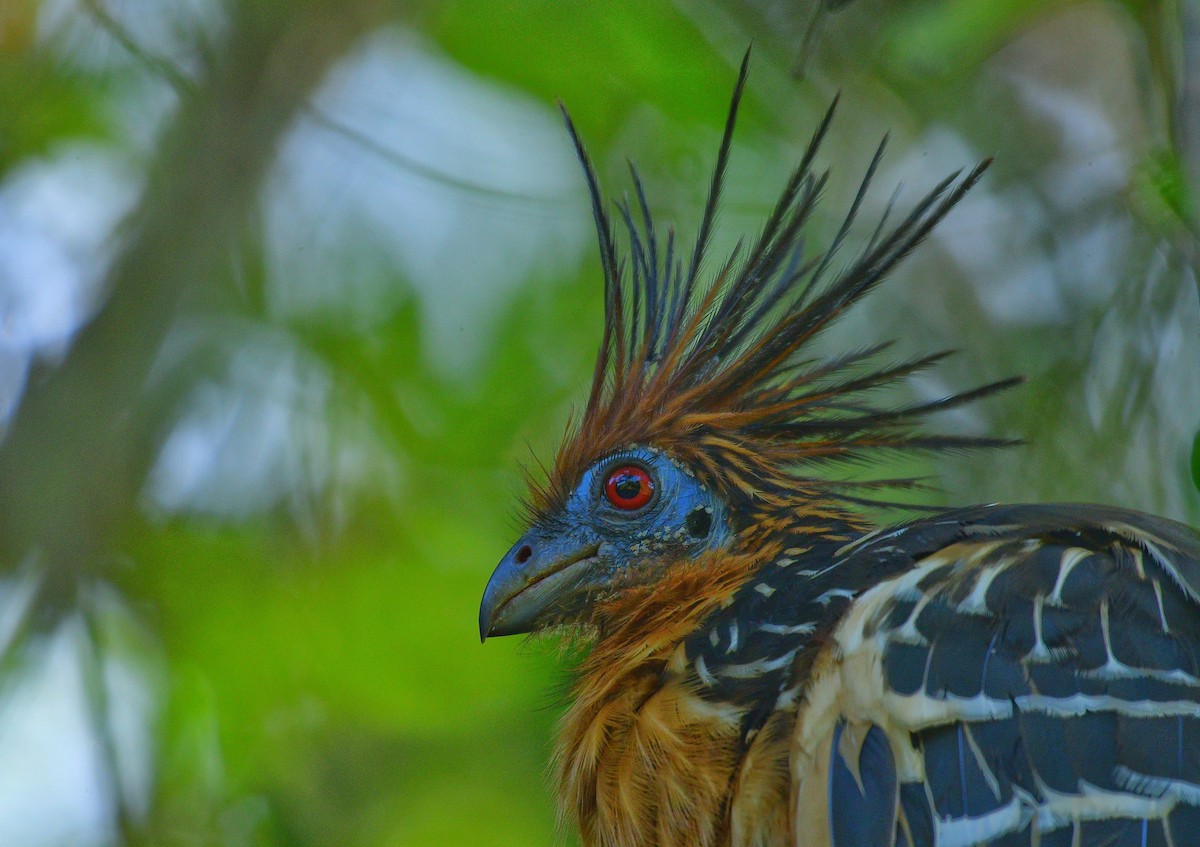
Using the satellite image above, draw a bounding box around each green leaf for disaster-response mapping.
[1191,429,1200,493]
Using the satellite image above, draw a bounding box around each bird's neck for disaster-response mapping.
[555,541,774,845]
[583,539,779,680]
[553,504,867,842]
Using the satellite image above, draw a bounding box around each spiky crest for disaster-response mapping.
[533,50,1018,532]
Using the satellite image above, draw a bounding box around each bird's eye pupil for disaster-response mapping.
[604,465,654,510]
[615,476,641,499]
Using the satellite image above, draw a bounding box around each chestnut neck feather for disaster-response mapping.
[553,506,888,845]
[554,540,775,847]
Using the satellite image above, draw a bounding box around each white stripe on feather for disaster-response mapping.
[934,796,1030,847]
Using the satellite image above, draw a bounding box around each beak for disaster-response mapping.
[479,527,601,641]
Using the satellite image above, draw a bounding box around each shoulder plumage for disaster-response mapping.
[787,503,1200,847]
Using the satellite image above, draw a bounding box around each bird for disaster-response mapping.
[478,51,1200,847]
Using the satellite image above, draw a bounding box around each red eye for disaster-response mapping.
[603,465,655,511]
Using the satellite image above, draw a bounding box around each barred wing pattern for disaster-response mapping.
[790,504,1200,847]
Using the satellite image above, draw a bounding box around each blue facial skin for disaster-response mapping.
[566,447,733,557]
[479,447,733,639]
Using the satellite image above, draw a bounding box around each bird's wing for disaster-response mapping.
[789,503,1200,847]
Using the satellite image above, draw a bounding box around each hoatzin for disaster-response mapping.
[478,53,1200,847]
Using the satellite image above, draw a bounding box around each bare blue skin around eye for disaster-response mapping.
[562,446,733,566]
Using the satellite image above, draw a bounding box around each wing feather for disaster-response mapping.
[791,504,1200,846]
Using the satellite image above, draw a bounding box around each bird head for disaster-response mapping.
[479,52,1014,641]
[480,446,734,637]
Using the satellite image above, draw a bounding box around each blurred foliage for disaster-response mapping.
[1192,429,1200,494]
[0,1,1198,846]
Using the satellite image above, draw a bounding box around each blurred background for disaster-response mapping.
[0,0,1198,844]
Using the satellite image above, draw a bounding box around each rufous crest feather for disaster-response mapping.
[531,49,1018,529]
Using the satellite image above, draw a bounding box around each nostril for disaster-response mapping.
[516,544,533,564]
